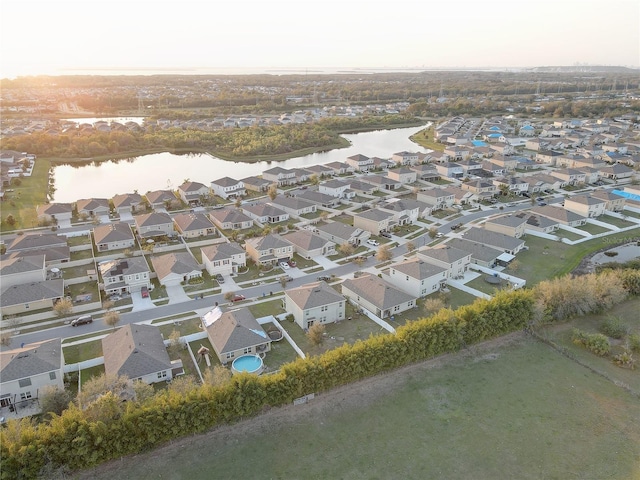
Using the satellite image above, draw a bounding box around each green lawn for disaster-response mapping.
[0,158,51,232]
[576,223,613,235]
[248,299,286,319]
[63,339,103,364]
[557,229,588,241]
[79,334,640,480]
[600,214,638,228]
[79,364,105,386]
[158,318,204,338]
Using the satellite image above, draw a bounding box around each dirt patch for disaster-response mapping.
[76,332,525,478]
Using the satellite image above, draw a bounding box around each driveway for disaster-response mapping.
[131,291,155,312]
[119,212,133,221]
[313,256,339,269]
[166,284,192,304]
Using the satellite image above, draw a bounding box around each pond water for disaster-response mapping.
[51,123,431,202]
[62,116,147,125]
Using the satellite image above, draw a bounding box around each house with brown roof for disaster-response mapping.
[173,212,217,238]
[145,190,181,210]
[202,306,271,364]
[36,203,73,224]
[342,274,417,320]
[134,212,174,239]
[201,242,246,276]
[150,252,202,287]
[209,208,254,230]
[177,181,210,206]
[284,281,346,330]
[76,198,110,218]
[93,222,135,252]
[102,324,181,384]
[112,193,145,215]
[241,176,272,193]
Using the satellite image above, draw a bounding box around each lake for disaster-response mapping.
[51,124,431,202]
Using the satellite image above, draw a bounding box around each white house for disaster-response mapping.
[211,177,246,199]
[284,281,346,330]
[201,242,246,276]
[383,258,448,298]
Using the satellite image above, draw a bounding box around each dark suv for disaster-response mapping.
[71,315,92,327]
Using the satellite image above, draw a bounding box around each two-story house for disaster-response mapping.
[417,244,472,279]
[201,242,246,276]
[211,177,246,200]
[285,281,346,330]
[133,212,175,239]
[244,234,294,266]
[342,274,417,320]
[177,181,210,206]
[98,257,151,295]
[262,166,296,186]
[346,154,374,172]
[282,229,336,259]
[383,258,447,298]
[93,222,135,252]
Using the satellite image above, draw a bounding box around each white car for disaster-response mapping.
[279,262,290,269]
[367,239,379,246]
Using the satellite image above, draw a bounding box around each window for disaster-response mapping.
[226,352,235,359]
[49,372,57,380]
[243,347,252,354]
[157,371,167,379]
[19,378,32,388]
[20,392,32,401]
[321,306,328,312]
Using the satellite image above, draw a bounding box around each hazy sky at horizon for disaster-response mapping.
[1,0,638,78]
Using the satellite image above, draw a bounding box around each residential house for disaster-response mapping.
[489,142,516,156]
[202,306,271,365]
[378,199,421,226]
[242,203,289,224]
[103,324,180,384]
[298,190,342,208]
[4,233,70,265]
[383,258,447,298]
[346,154,374,172]
[460,180,497,200]
[133,212,174,239]
[535,150,564,165]
[262,166,296,186]
[352,209,395,235]
[201,242,246,276]
[526,173,566,193]
[600,163,634,181]
[590,190,625,212]
[387,167,418,184]
[319,179,355,199]
[516,212,559,234]
[76,198,109,218]
[282,229,336,259]
[112,192,145,215]
[315,221,370,247]
[531,205,587,227]
[270,197,317,217]
[177,181,210,206]
[173,212,217,238]
[349,179,378,195]
[460,227,526,255]
[285,281,346,330]
[209,208,254,231]
[324,161,354,175]
[487,154,518,171]
[342,274,417,319]
[435,162,464,179]
[525,138,548,151]
[36,203,73,224]
[211,177,246,200]
[304,164,334,178]
[145,190,181,210]
[443,146,471,161]
[447,238,503,268]
[391,151,420,166]
[417,188,455,210]
[0,280,65,317]
[241,176,272,193]
[417,244,471,279]
[93,222,135,252]
[371,156,396,170]
[550,168,587,186]
[358,174,401,191]
[493,176,529,195]
[484,214,528,238]
[244,234,294,266]
[411,164,440,181]
[151,252,202,286]
[457,160,483,177]
[0,255,46,288]
[0,339,63,412]
[563,194,608,218]
[98,257,150,295]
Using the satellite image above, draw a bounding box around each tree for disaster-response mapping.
[508,259,521,273]
[423,297,446,315]
[268,184,278,201]
[310,174,319,185]
[353,256,366,267]
[428,227,438,240]
[77,373,134,408]
[234,197,242,208]
[406,241,416,253]
[307,323,326,346]
[5,214,16,226]
[168,329,182,356]
[376,244,392,262]
[53,298,73,318]
[319,210,329,221]
[202,365,232,387]
[167,375,199,395]
[0,331,12,347]
[104,310,121,330]
[102,300,114,311]
[338,242,355,257]
[279,276,289,289]
[224,291,236,302]
[39,386,72,419]
[499,184,510,196]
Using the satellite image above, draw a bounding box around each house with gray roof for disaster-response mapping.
[151,252,201,287]
[112,192,145,214]
[201,242,246,276]
[98,256,150,295]
[461,227,526,255]
[298,190,341,208]
[359,174,401,191]
[102,324,180,384]
[0,338,63,412]
[324,161,353,175]
[346,154,374,171]
[484,214,528,238]
[447,237,503,268]
[262,166,296,186]
[318,179,355,199]
[93,222,135,251]
[209,208,254,230]
[382,258,447,298]
[315,221,370,246]
[417,188,455,210]
[211,177,246,200]
[378,198,422,226]
[202,306,271,364]
[0,279,65,317]
[391,151,420,166]
[352,208,395,235]
[173,212,217,238]
[177,181,210,206]
[600,163,634,181]
[133,212,174,239]
[564,194,608,218]
[531,205,587,227]
[342,274,417,320]
[270,196,317,216]
[410,164,440,181]
[0,255,46,288]
[282,229,336,259]
[242,176,272,193]
[36,203,73,224]
[244,234,294,266]
[5,233,67,254]
[242,203,289,224]
[387,167,418,184]
[515,212,559,234]
[145,190,180,210]
[285,281,346,330]
[76,198,110,217]
[417,244,472,278]
[590,190,625,212]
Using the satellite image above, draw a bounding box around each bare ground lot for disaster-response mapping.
[75,332,640,480]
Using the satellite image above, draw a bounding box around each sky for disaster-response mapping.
[1,0,638,78]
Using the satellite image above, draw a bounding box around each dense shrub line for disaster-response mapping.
[2,268,637,479]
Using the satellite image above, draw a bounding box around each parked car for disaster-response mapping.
[231,294,245,302]
[317,275,331,281]
[287,259,297,267]
[141,286,149,298]
[280,275,293,282]
[367,239,379,246]
[215,274,225,284]
[71,315,92,327]
[537,201,547,206]
[536,197,544,202]
[522,192,531,198]
[507,202,516,207]
[279,261,290,270]
[380,231,392,238]
[436,232,444,238]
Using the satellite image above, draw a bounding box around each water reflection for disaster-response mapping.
[52,124,431,202]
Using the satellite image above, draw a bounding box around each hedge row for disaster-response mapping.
[1,288,535,478]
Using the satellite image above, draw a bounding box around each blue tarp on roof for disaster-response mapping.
[472,140,488,146]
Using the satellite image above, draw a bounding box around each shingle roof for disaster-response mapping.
[6,233,67,252]
[461,227,525,251]
[342,274,416,310]
[112,193,143,208]
[245,234,292,251]
[145,190,177,205]
[205,307,269,355]
[211,176,241,187]
[285,281,344,310]
[390,258,447,279]
[282,230,330,251]
[134,211,173,228]
[102,324,172,379]
[418,244,470,264]
[99,257,149,279]
[201,242,245,262]
[0,338,61,383]
[37,203,73,216]
[0,279,64,307]
[151,252,200,281]
[485,214,528,228]
[0,254,45,276]
[173,212,215,232]
[447,238,503,263]
[76,198,109,212]
[93,222,134,244]
[209,208,253,225]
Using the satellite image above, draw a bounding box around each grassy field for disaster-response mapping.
[0,158,51,232]
[78,333,640,480]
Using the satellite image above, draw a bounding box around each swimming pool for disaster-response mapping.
[231,354,264,375]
